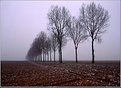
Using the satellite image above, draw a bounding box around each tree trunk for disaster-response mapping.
[59,42,62,63]
[41,54,42,62]
[75,46,78,63]
[37,56,39,61]
[92,39,95,63]
[45,53,46,61]
[50,50,51,61]
[47,52,49,61]
[54,50,55,62]
[36,56,37,61]
[44,53,46,62]
[43,52,44,62]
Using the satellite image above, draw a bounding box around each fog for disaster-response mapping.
[1,0,120,61]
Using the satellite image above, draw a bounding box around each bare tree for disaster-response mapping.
[36,31,47,61]
[68,17,88,63]
[48,6,71,63]
[51,34,58,61]
[79,2,109,63]
[48,38,52,61]
[45,37,52,61]
[44,39,49,61]
[26,35,42,61]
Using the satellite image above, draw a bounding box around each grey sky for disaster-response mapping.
[0,0,120,61]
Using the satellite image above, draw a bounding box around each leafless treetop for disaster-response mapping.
[79,2,109,42]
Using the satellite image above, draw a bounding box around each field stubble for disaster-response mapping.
[1,61,120,86]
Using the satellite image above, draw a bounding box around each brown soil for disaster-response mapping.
[1,61,120,86]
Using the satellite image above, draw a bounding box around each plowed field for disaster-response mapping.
[1,61,120,86]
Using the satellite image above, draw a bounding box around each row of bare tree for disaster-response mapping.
[26,31,58,62]
[26,2,109,63]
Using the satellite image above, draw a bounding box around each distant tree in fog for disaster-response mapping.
[45,37,52,61]
[68,17,88,63]
[50,34,58,61]
[79,2,109,63]
[38,31,47,61]
[48,6,71,63]
[26,31,47,61]
[26,36,42,61]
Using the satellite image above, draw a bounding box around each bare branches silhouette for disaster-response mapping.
[79,2,109,63]
[47,6,71,63]
[26,2,109,63]
[67,17,88,62]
